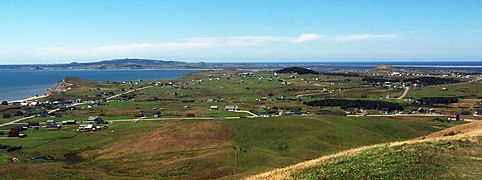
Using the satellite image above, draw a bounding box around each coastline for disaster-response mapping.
[11,92,51,102]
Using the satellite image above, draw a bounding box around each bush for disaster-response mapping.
[6,145,22,152]
[187,113,196,117]
[460,111,471,115]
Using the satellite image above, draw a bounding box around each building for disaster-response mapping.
[225,106,239,111]
[46,120,60,129]
[210,106,219,110]
[153,111,161,118]
[39,112,49,117]
[3,114,11,119]
[380,108,392,114]
[474,109,482,116]
[449,113,460,121]
[61,120,77,125]
[27,122,40,128]
[259,106,267,110]
[78,124,94,132]
[87,116,104,124]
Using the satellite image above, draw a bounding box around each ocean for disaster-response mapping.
[0,69,200,101]
[1,61,482,101]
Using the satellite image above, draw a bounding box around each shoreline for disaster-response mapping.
[11,92,51,102]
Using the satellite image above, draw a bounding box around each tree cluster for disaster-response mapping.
[419,97,459,105]
[362,77,400,84]
[404,77,459,85]
[276,67,319,74]
[305,99,403,110]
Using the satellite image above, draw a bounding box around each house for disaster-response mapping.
[210,106,219,110]
[137,111,148,117]
[417,107,425,113]
[46,120,60,129]
[8,130,20,137]
[280,96,287,100]
[27,122,40,128]
[153,111,161,118]
[3,114,11,118]
[260,114,272,118]
[429,108,436,114]
[380,108,392,114]
[474,109,482,116]
[413,83,423,90]
[345,109,356,115]
[39,112,49,117]
[207,99,214,103]
[259,106,267,110]
[87,116,104,124]
[61,120,76,125]
[297,96,303,101]
[225,106,239,111]
[78,124,94,132]
[449,113,460,121]
[408,97,416,103]
[290,108,302,115]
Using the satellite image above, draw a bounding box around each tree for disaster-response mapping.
[1,101,8,105]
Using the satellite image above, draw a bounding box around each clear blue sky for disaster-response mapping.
[1,0,481,64]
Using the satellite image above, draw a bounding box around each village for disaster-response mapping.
[1,67,481,140]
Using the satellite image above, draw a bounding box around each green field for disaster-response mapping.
[0,115,462,179]
[290,136,482,179]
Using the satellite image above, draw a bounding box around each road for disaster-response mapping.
[397,87,410,99]
[109,110,259,122]
[0,85,154,128]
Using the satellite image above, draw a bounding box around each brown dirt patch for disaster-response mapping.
[96,121,233,159]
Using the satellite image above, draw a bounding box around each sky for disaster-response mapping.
[0,0,481,64]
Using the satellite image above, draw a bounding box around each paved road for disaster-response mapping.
[0,85,154,128]
[397,87,410,99]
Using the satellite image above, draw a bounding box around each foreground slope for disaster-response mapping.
[0,116,459,179]
[248,121,482,179]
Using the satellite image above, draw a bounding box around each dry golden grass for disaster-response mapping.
[95,121,233,159]
[246,120,482,180]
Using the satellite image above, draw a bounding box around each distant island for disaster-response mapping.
[0,58,317,70]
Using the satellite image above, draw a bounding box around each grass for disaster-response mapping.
[224,115,454,177]
[0,115,458,179]
[290,137,482,179]
[408,82,482,98]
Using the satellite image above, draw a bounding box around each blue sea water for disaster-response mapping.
[0,69,199,101]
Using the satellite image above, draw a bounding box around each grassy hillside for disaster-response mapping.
[249,121,482,179]
[0,116,463,179]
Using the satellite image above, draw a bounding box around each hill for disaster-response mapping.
[0,116,463,179]
[276,67,319,74]
[248,121,482,179]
